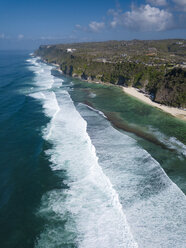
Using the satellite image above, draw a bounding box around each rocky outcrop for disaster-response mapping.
[154,68,186,108]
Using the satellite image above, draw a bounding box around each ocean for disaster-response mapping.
[0,51,186,248]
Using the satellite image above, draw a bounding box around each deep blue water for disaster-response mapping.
[0,51,186,248]
[0,51,62,247]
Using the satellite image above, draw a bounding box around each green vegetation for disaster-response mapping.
[35,39,186,108]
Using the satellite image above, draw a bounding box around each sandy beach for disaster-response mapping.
[50,62,186,121]
[122,87,186,121]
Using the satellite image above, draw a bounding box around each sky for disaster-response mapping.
[0,0,186,49]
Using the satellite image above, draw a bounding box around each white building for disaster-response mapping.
[66,48,76,53]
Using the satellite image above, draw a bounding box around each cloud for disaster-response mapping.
[18,34,24,39]
[75,2,185,35]
[75,24,88,32]
[75,21,105,33]
[108,8,122,28]
[39,36,63,40]
[146,0,167,6]
[173,0,186,5]
[172,0,186,11]
[75,24,82,30]
[109,4,173,31]
[124,5,173,31]
[88,21,105,32]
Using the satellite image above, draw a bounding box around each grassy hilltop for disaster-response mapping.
[35,39,186,108]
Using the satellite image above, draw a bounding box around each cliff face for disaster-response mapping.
[35,43,186,108]
[154,69,186,107]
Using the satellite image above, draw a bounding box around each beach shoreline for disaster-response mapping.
[122,87,186,121]
[46,61,186,121]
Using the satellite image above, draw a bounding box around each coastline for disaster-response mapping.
[48,61,186,121]
[122,87,186,121]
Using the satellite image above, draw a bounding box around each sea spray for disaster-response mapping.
[77,103,186,248]
[28,58,138,248]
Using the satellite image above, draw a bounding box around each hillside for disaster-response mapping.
[35,40,186,108]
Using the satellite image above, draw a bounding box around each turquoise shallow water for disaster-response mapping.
[0,52,186,248]
[68,79,186,193]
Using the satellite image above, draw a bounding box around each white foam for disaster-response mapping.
[148,126,186,157]
[77,103,186,248]
[27,57,62,92]
[28,58,138,248]
[80,103,107,119]
[53,77,64,88]
[89,92,97,98]
[28,57,186,248]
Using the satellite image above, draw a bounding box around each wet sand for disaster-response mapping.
[122,87,186,121]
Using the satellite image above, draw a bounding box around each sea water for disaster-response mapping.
[0,52,186,248]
